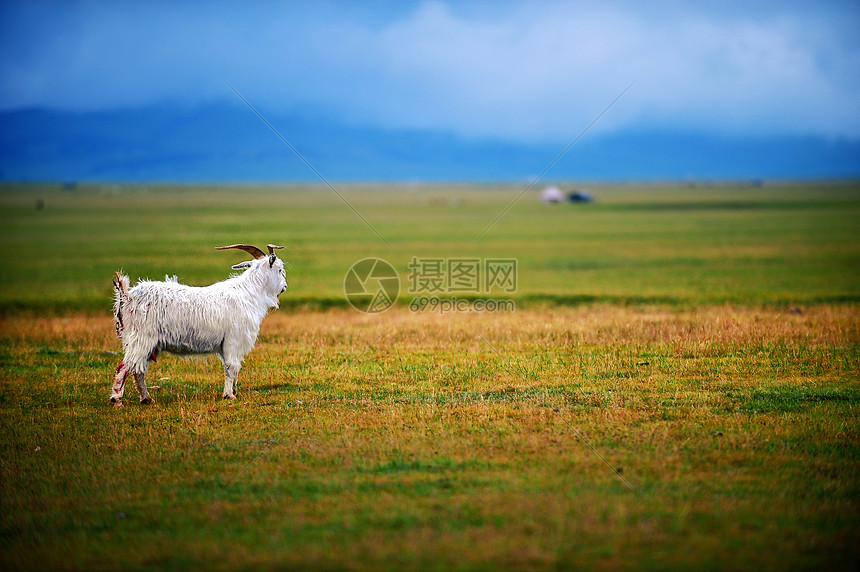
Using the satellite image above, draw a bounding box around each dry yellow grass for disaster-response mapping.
[1,305,858,570]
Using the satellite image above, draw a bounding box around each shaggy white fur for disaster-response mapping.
[111,246,287,404]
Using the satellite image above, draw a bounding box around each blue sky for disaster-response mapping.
[2,0,859,146]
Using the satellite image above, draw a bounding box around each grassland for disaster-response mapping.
[1,182,859,570]
[0,181,858,311]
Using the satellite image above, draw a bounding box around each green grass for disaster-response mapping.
[1,181,858,312]
[1,182,859,570]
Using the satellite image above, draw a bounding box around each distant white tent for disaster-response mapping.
[540,185,564,204]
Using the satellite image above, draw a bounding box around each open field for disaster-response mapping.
[2,307,859,570]
[1,182,859,570]
[0,181,858,311]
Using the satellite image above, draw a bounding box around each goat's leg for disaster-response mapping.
[223,363,240,399]
[231,363,240,396]
[110,362,130,403]
[133,368,153,404]
[129,350,161,404]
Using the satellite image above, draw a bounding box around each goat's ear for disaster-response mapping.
[232,261,253,270]
[269,253,276,268]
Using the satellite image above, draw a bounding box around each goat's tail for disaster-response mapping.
[113,271,130,336]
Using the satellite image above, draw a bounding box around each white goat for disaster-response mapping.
[111,244,287,404]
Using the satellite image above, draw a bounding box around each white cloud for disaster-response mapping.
[337,2,860,140]
[1,0,858,140]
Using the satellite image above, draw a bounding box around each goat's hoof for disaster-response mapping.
[222,393,236,400]
[140,396,153,404]
[110,396,123,407]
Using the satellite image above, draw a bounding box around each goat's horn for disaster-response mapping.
[267,244,284,255]
[215,244,266,259]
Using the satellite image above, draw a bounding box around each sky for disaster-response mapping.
[2,0,859,147]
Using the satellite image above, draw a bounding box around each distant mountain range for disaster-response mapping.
[1,103,858,182]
